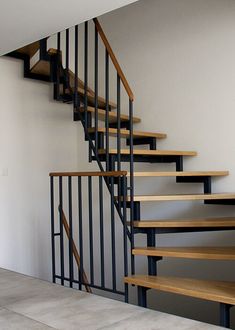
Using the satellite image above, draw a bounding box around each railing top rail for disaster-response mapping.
[93,18,134,102]
[49,171,127,177]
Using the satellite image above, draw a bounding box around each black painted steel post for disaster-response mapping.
[137,286,147,308]
[94,27,99,155]
[68,176,74,288]
[88,176,94,285]
[99,176,105,288]
[122,175,129,302]
[50,176,56,283]
[84,22,88,130]
[65,29,70,89]
[129,99,135,275]
[117,75,121,171]
[105,50,110,171]
[117,75,121,211]
[56,32,61,100]
[59,176,65,285]
[74,25,79,111]
[220,303,231,328]
[110,176,117,291]
[78,176,83,290]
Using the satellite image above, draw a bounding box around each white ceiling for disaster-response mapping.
[0,0,138,55]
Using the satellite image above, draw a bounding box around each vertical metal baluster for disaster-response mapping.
[99,176,105,288]
[50,176,56,283]
[94,27,99,155]
[84,21,88,130]
[66,28,69,89]
[110,176,116,291]
[105,50,110,171]
[78,176,83,290]
[129,100,135,275]
[68,176,74,288]
[59,176,65,285]
[88,176,94,285]
[122,175,129,302]
[74,25,79,111]
[117,75,121,171]
[117,75,121,211]
[56,32,61,100]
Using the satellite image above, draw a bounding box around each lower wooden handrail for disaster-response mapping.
[50,171,127,177]
[61,209,92,293]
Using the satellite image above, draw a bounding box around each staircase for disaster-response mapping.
[5,18,235,329]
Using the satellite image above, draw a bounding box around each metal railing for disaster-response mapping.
[50,171,128,300]
[42,18,136,299]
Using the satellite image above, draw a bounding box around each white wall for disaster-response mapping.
[1,0,235,326]
[0,56,99,280]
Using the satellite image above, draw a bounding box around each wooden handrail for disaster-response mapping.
[93,18,134,102]
[61,209,92,293]
[50,171,127,177]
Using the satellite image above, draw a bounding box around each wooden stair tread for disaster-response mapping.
[133,217,235,228]
[88,127,167,139]
[123,193,235,202]
[17,41,40,58]
[31,60,50,76]
[29,55,116,110]
[79,107,141,124]
[133,246,235,260]
[68,71,116,110]
[98,149,197,156]
[47,50,116,110]
[129,171,229,177]
[124,275,235,305]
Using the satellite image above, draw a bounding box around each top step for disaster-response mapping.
[16,41,40,58]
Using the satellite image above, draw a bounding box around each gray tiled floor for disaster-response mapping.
[0,268,227,330]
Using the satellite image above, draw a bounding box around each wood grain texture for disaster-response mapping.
[133,217,235,228]
[124,275,235,305]
[99,149,197,156]
[133,247,235,260]
[17,41,40,57]
[130,171,229,177]
[50,171,127,177]
[93,18,134,101]
[78,107,141,124]
[124,193,235,202]
[30,60,50,76]
[88,127,167,139]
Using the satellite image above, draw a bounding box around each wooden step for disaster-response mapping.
[30,60,50,76]
[38,49,117,110]
[133,217,235,228]
[98,149,197,156]
[17,41,40,58]
[124,275,235,305]
[129,171,229,177]
[88,128,167,139]
[133,247,235,260]
[68,71,116,110]
[78,107,141,124]
[123,193,235,202]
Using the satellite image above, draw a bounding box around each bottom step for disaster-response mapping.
[124,275,235,305]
